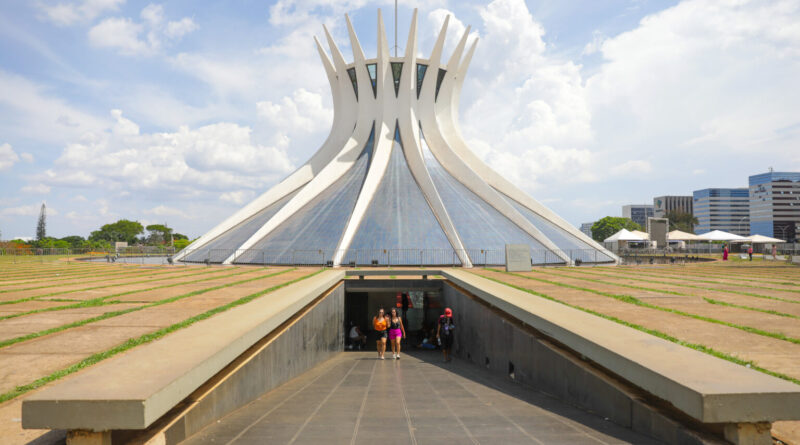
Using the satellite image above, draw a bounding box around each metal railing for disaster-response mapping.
[0,246,620,267]
[178,247,616,267]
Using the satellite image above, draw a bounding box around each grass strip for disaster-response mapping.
[0,267,239,307]
[615,268,800,289]
[565,267,800,295]
[606,264,800,283]
[0,267,257,322]
[0,268,322,404]
[489,269,800,346]
[0,265,206,294]
[0,268,297,349]
[545,267,800,305]
[0,266,182,287]
[0,264,120,280]
[702,298,800,319]
[472,271,800,386]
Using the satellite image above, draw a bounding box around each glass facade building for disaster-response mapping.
[653,196,693,219]
[749,172,800,241]
[692,188,750,236]
[622,205,654,229]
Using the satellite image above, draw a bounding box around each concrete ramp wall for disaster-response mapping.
[441,282,717,444]
[130,282,345,444]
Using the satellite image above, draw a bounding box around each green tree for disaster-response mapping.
[591,217,643,242]
[145,224,173,245]
[89,219,144,244]
[59,235,86,248]
[173,238,192,251]
[36,203,46,241]
[665,210,698,234]
[173,233,188,240]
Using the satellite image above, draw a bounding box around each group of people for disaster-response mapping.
[722,244,754,261]
[349,307,456,362]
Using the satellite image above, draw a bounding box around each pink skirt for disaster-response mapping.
[389,328,402,340]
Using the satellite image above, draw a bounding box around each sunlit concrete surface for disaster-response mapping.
[183,351,659,444]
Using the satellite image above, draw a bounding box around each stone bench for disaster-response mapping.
[442,269,800,444]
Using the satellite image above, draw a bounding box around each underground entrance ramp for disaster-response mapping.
[182,351,659,444]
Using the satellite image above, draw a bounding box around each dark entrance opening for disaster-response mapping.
[343,278,444,351]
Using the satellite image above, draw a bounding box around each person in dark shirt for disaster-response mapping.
[437,307,455,362]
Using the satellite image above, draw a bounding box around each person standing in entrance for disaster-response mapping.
[388,308,406,359]
[437,307,455,362]
[373,308,389,360]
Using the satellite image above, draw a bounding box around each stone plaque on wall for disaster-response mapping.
[505,244,532,272]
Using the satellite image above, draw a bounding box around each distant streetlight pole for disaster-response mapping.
[737,216,749,236]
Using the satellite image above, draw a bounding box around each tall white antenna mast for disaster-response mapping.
[394,0,398,57]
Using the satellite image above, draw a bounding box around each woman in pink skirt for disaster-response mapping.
[388,308,406,360]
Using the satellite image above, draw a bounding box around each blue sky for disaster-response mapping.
[1,0,798,240]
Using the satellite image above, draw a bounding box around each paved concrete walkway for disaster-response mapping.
[184,352,660,444]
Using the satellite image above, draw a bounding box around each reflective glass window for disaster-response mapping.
[391,62,403,97]
[346,68,358,100]
[502,194,616,263]
[416,64,428,98]
[420,128,561,265]
[435,68,446,101]
[237,125,376,264]
[346,125,454,266]
[183,189,299,263]
[366,63,377,97]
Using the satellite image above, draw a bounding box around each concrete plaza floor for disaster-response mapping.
[184,351,658,445]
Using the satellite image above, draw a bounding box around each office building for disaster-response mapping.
[622,205,654,229]
[749,171,800,241]
[653,195,693,218]
[580,222,594,238]
[692,188,750,236]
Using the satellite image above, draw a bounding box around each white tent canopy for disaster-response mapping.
[731,234,786,244]
[696,230,746,241]
[604,228,648,242]
[667,230,702,241]
[631,230,650,240]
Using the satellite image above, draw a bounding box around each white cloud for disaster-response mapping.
[88,17,149,55]
[165,17,198,39]
[144,205,187,218]
[0,143,20,170]
[0,71,107,144]
[36,0,124,26]
[20,152,35,162]
[21,184,52,194]
[610,160,653,176]
[1,203,57,217]
[87,5,197,56]
[488,145,596,191]
[456,0,595,190]
[140,4,163,26]
[220,190,254,205]
[585,0,800,161]
[41,109,294,197]
[582,31,606,56]
[171,52,258,95]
